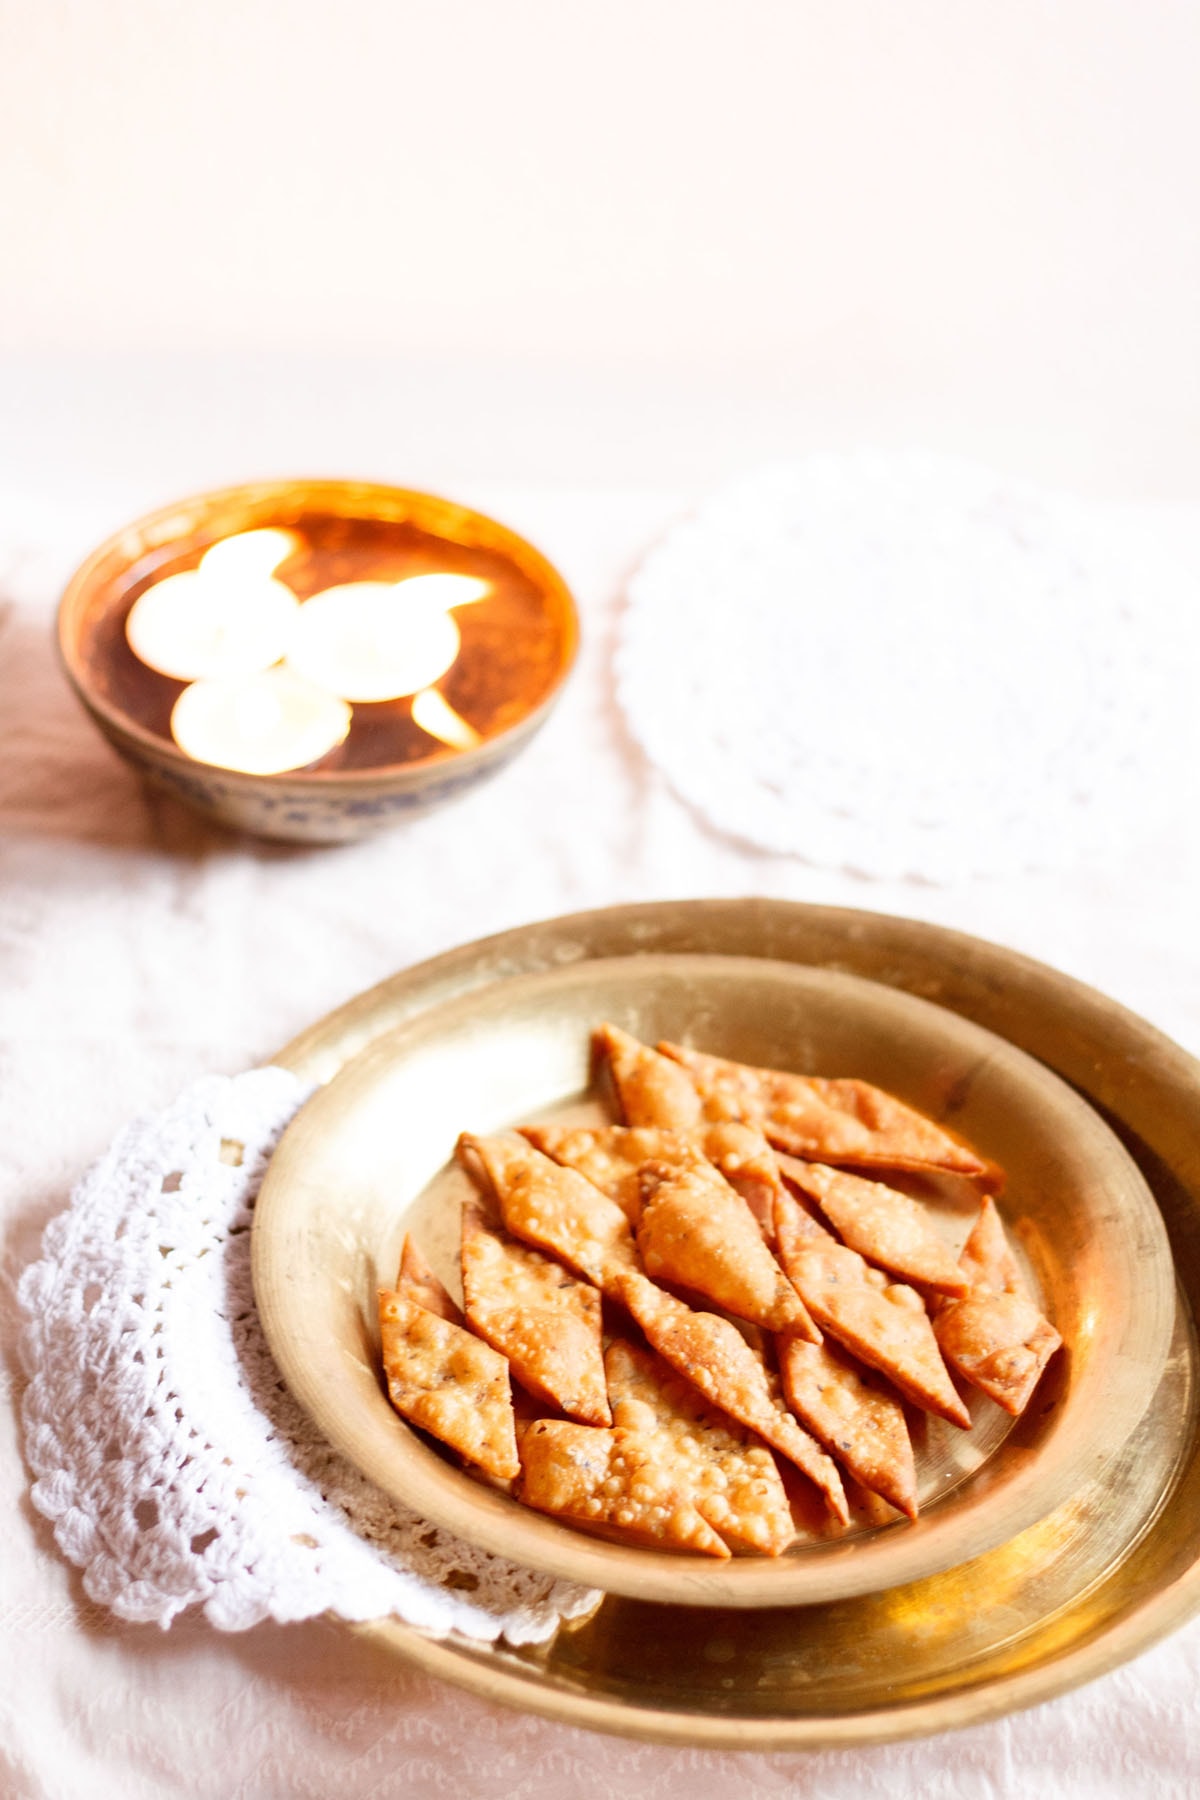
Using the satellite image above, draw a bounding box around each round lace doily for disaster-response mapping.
[18,1068,599,1643]
[617,451,1192,882]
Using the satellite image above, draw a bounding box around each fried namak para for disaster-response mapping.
[378,1288,520,1480]
[524,1119,784,1242]
[461,1202,611,1425]
[958,1191,1024,1293]
[591,1023,787,1237]
[519,1418,730,1557]
[779,1158,969,1297]
[593,1022,706,1128]
[773,1184,971,1429]
[520,1124,685,1222]
[659,1042,1002,1187]
[606,1339,794,1554]
[933,1197,1062,1415]
[616,1269,849,1523]
[777,1333,918,1519]
[699,1120,786,1243]
[457,1131,638,1292]
[636,1156,819,1338]
[397,1234,462,1323]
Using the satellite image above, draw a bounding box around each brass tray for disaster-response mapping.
[268,899,1200,1748]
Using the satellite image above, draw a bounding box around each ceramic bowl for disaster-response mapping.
[56,479,579,844]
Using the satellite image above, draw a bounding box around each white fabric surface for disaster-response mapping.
[3,480,1200,1797]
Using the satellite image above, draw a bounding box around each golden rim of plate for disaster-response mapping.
[261,899,1200,1749]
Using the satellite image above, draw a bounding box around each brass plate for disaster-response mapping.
[262,900,1200,1746]
[255,955,1170,1608]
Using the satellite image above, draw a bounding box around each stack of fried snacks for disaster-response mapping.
[378,1024,1061,1558]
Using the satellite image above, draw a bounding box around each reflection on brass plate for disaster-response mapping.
[256,952,1171,1613]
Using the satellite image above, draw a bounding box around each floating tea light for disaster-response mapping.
[286,574,488,705]
[125,529,300,680]
[171,668,353,776]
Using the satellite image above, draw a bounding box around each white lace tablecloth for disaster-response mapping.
[4,477,1200,1798]
[17,1066,598,1646]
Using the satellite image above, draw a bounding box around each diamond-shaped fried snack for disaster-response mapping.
[524,1119,784,1243]
[636,1157,818,1338]
[777,1333,918,1518]
[616,1269,849,1523]
[594,1022,706,1128]
[958,1192,1025,1293]
[518,1419,730,1556]
[933,1197,1062,1415]
[606,1339,794,1554]
[397,1234,463,1324]
[698,1120,785,1243]
[591,1028,790,1235]
[773,1184,970,1428]
[659,1042,1001,1187]
[378,1289,519,1480]
[457,1132,638,1292]
[781,1159,970,1296]
[520,1124,686,1222]
[461,1203,611,1425]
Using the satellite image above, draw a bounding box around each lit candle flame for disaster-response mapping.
[199,528,295,581]
[410,687,482,750]
[391,572,491,610]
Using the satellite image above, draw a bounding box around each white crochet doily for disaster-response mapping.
[18,1067,600,1643]
[618,450,1200,882]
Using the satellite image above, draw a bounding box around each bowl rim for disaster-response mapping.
[55,476,580,792]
